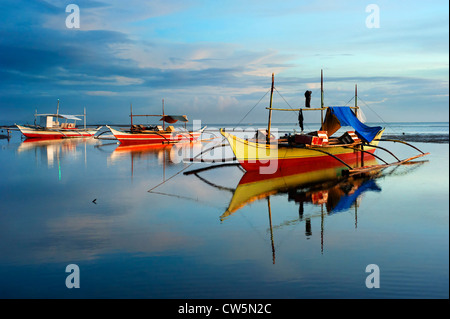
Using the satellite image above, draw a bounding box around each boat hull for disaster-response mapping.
[107,125,204,146]
[16,125,100,139]
[220,129,384,173]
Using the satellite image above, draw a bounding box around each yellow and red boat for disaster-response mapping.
[221,125,384,173]
[221,72,389,173]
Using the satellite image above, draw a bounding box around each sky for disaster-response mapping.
[0,0,448,126]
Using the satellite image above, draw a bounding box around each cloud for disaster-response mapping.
[86,91,118,96]
[41,0,194,30]
[0,0,448,124]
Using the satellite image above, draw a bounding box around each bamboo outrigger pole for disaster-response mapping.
[267,73,275,143]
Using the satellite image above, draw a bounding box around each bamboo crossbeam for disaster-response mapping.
[265,106,359,111]
[265,107,325,111]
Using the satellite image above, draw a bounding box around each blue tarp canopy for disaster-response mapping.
[323,106,383,142]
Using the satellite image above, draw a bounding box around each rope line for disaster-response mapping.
[358,97,403,136]
[274,86,315,132]
[234,89,270,129]
[343,96,355,106]
[274,87,297,113]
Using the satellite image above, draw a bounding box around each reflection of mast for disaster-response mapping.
[267,197,275,265]
[305,218,312,237]
[120,145,172,182]
[57,147,61,181]
[163,146,166,182]
[321,204,324,254]
[131,150,134,181]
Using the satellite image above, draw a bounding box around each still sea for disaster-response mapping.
[0,122,448,299]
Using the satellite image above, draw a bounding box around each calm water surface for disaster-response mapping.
[0,123,448,299]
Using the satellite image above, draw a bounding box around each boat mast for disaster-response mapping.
[320,70,324,126]
[84,107,86,129]
[56,99,60,127]
[267,73,274,143]
[162,98,165,130]
[355,84,358,117]
[130,103,133,131]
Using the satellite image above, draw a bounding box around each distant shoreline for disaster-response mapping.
[382,133,449,144]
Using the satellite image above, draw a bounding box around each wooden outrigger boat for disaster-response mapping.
[107,100,206,146]
[221,71,429,174]
[16,100,101,139]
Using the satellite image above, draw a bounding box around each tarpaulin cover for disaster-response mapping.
[320,108,341,137]
[159,115,188,123]
[328,107,383,142]
[58,114,82,121]
[37,114,82,121]
[330,179,382,214]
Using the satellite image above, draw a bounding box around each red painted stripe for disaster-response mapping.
[23,132,95,139]
[23,133,64,139]
[238,149,375,172]
[116,132,201,145]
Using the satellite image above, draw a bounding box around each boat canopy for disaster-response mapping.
[159,115,188,124]
[320,106,382,142]
[36,114,82,121]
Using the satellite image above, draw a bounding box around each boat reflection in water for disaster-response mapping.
[219,155,382,261]
[109,142,203,178]
[223,156,380,218]
[17,137,94,169]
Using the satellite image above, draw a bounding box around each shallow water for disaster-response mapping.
[0,123,448,299]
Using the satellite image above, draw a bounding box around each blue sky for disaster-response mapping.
[0,0,448,126]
